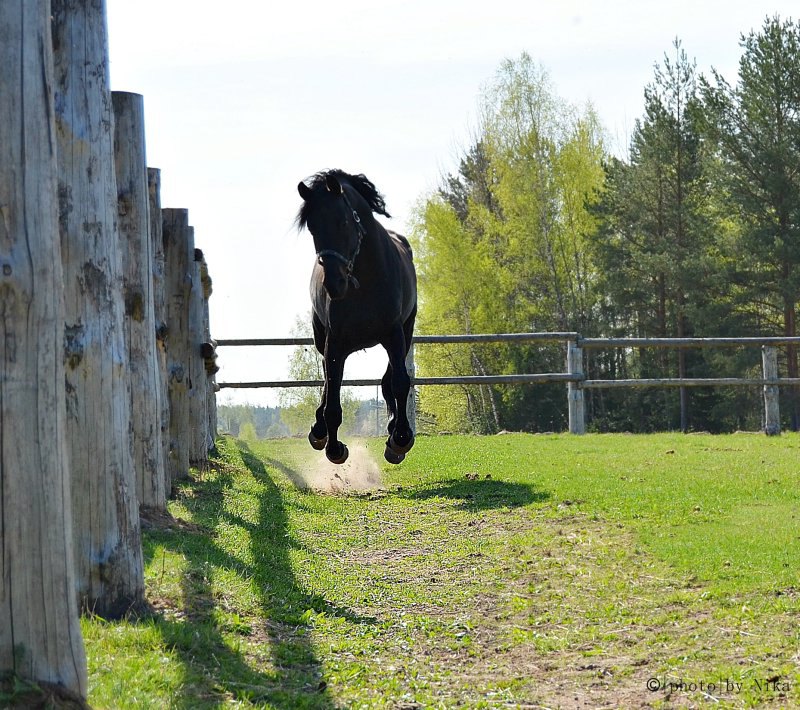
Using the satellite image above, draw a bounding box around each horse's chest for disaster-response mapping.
[328,296,396,346]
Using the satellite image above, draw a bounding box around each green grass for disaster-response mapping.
[82,433,800,708]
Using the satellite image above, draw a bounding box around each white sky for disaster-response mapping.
[106,0,796,406]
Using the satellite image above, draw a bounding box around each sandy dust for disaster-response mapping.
[295,440,384,494]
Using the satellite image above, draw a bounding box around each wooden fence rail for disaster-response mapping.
[216,333,800,436]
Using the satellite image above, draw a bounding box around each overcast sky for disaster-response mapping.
[106,0,796,406]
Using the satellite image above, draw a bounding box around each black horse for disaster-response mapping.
[296,169,417,465]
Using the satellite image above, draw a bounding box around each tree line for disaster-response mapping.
[219,400,389,440]
[412,16,800,434]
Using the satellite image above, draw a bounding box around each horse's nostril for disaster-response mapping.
[326,288,346,301]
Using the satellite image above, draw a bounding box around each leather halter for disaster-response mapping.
[315,191,367,289]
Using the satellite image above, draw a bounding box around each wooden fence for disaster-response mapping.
[0,2,220,697]
[216,333,800,435]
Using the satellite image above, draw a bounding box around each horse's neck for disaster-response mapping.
[358,222,391,271]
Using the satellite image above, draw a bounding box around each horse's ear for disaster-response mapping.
[298,181,313,201]
[325,173,343,195]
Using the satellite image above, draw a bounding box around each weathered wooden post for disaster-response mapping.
[567,339,586,434]
[163,209,192,483]
[188,248,209,464]
[0,0,88,695]
[52,0,145,617]
[762,345,780,436]
[202,338,219,449]
[112,91,167,510]
[148,168,171,482]
[199,256,219,448]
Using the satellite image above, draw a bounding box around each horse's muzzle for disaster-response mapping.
[324,280,348,301]
[320,261,349,300]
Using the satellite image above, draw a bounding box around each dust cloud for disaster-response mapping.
[295,440,384,493]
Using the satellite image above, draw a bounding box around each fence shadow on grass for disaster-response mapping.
[139,439,373,709]
[402,478,550,512]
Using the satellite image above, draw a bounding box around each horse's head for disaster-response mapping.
[297,170,390,301]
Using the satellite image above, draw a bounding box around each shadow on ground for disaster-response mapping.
[401,477,550,511]
[138,440,374,709]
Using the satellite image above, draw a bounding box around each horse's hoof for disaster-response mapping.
[326,443,349,465]
[387,432,415,455]
[384,446,405,464]
[308,430,327,451]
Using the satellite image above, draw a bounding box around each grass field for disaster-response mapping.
[72,433,800,708]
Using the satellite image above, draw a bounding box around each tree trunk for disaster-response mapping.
[148,168,171,486]
[0,0,88,695]
[163,209,193,484]
[52,0,144,617]
[112,91,167,509]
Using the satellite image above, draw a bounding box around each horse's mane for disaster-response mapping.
[296,169,391,230]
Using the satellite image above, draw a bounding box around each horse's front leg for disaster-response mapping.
[323,346,349,464]
[308,379,328,451]
[308,314,328,451]
[382,325,414,464]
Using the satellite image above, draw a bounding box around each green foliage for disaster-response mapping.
[278,314,326,435]
[700,16,800,283]
[700,16,800,425]
[483,56,605,332]
[588,40,742,431]
[238,421,258,443]
[412,54,605,433]
[598,39,717,338]
[217,404,288,439]
[412,19,800,434]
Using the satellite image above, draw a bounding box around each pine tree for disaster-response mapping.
[594,40,721,431]
[701,16,800,428]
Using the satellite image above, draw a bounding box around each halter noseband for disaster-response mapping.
[316,191,367,289]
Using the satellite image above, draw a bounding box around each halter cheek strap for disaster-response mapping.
[315,192,367,289]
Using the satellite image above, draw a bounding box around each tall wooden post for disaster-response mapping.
[112,91,166,509]
[0,0,88,695]
[52,0,144,617]
[188,248,209,464]
[762,345,780,436]
[163,209,192,483]
[567,340,586,434]
[199,257,218,448]
[148,168,171,484]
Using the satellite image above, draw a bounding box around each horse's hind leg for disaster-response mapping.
[381,364,398,435]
